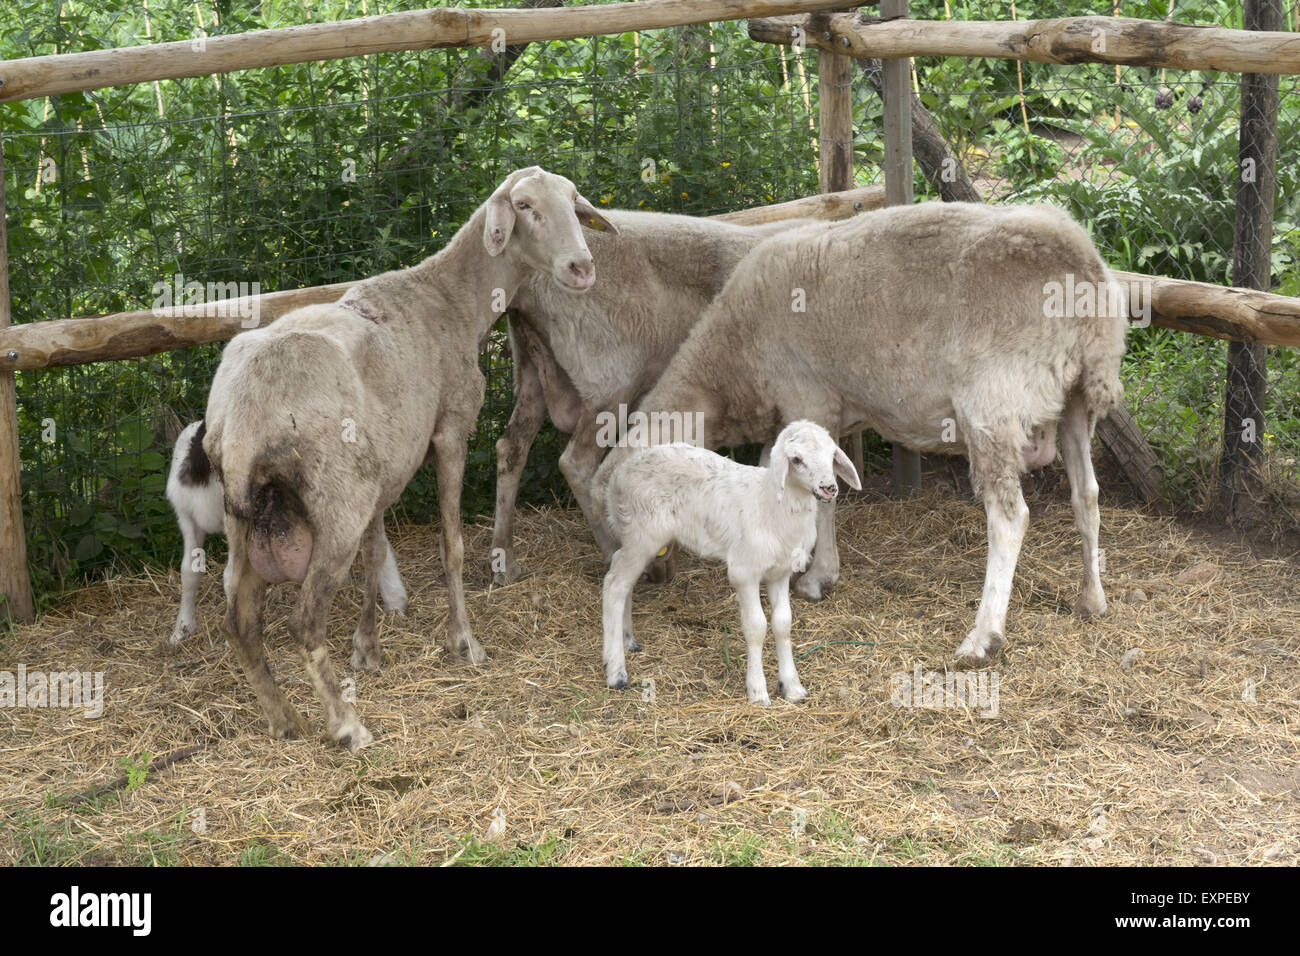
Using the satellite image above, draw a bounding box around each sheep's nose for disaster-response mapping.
[567,258,595,286]
[820,483,838,499]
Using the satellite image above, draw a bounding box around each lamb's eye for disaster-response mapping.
[791,456,803,467]
[516,201,531,211]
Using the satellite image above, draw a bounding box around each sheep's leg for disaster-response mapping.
[377,529,407,616]
[170,516,204,644]
[350,515,386,672]
[602,542,657,689]
[491,345,547,584]
[1059,394,1106,618]
[221,556,232,598]
[559,416,620,558]
[291,557,372,752]
[223,524,307,740]
[769,576,807,702]
[956,464,1029,666]
[434,424,487,665]
[733,577,771,705]
[795,499,839,600]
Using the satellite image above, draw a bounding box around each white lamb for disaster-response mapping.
[164,419,408,645]
[601,420,860,704]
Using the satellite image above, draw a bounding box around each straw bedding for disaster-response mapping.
[2,480,1297,866]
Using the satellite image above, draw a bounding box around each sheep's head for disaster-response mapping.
[768,420,861,503]
[482,166,617,292]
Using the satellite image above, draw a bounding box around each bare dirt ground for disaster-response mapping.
[2,483,1297,866]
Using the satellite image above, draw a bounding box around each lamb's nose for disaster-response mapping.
[820,484,838,498]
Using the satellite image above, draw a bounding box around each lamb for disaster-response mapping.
[203,166,616,749]
[601,420,860,703]
[165,419,407,645]
[593,200,1128,665]
[490,211,824,585]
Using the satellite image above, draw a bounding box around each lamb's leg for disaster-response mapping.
[223,522,306,740]
[955,463,1029,666]
[434,422,487,665]
[796,499,839,600]
[603,543,655,689]
[292,553,372,752]
[377,529,407,616]
[221,556,232,598]
[351,515,387,672]
[769,575,807,701]
[491,342,547,584]
[1059,393,1106,618]
[733,577,771,705]
[170,516,204,644]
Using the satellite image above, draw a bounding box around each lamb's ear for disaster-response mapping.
[833,445,862,491]
[574,192,618,235]
[483,182,517,257]
[768,435,791,502]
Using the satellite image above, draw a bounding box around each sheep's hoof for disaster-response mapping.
[447,635,489,666]
[335,720,374,753]
[954,631,1004,666]
[168,624,192,645]
[606,669,629,691]
[794,575,834,601]
[266,707,309,741]
[350,645,382,673]
[491,561,525,586]
[747,689,772,707]
[1073,588,1107,619]
[778,680,809,702]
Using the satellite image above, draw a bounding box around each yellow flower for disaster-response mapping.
[721,162,731,168]
[681,192,688,199]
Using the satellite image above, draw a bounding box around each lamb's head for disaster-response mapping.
[768,420,861,503]
[482,166,617,292]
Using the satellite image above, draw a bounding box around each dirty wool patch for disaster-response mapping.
[2,490,1297,866]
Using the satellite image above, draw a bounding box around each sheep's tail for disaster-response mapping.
[1077,269,1129,421]
[205,422,314,584]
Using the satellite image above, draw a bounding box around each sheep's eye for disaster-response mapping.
[790,456,803,467]
[515,201,531,211]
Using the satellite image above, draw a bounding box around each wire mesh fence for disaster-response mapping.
[3,0,1299,609]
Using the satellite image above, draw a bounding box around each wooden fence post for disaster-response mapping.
[881,0,921,495]
[817,21,866,483]
[0,136,35,623]
[1220,0,1281,515]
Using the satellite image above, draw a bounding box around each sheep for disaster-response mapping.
[592,200,1128,665]
[489,211,823,586]
[203,166,616,749]
[165,419,407,645]
[601,420,860,703]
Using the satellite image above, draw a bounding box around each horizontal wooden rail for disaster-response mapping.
[1117,271,1300,346]
[750,12,1300,74]
[0,187,878,371]
[0,0,867,103]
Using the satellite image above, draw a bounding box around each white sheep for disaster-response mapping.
[164,419,407,645]
[601,420,860,704]
[204,167,615,749]
[593,200,1128,665]
[490,211,825,585]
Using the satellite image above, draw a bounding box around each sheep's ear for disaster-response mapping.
[483,187,517,257]
[768,437,790,502]
[574,192,618,235]
[833,445,862,491]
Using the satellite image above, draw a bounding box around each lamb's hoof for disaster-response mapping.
[350,645,381,673]
[168,624,192,646]
[954,631,1004,666]
[266,707,309,741]
[748,689,772,707]
[335,719,374,753]
[794,575,834,601]
[382,598,408,619]
[1073,589,1107,619]
[607,669,629,691]
[624,633,641,653]
[778,680,809,702]
[492,561,524,586]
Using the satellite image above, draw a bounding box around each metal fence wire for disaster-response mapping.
[3,0,1299,608]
